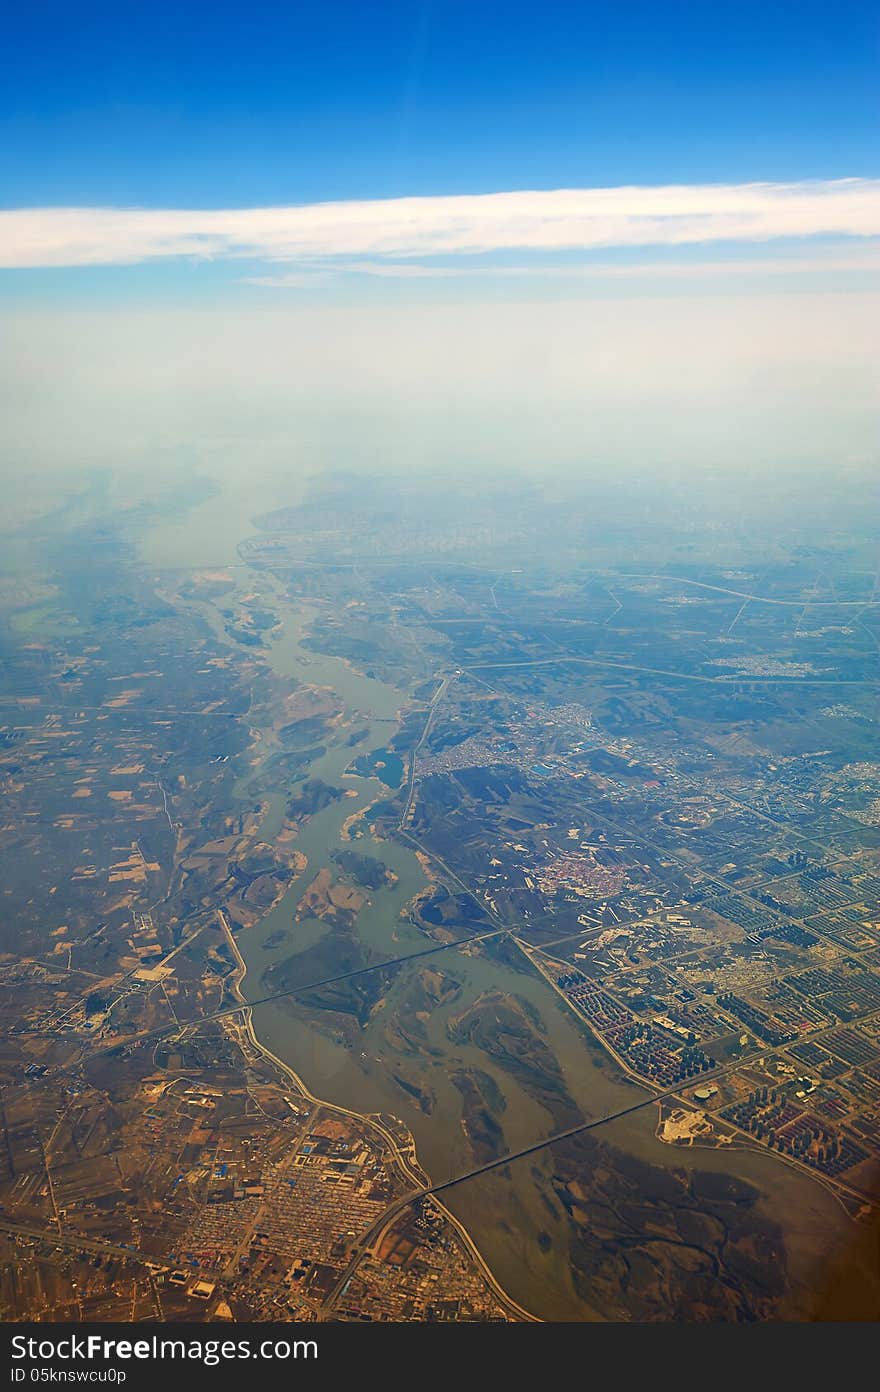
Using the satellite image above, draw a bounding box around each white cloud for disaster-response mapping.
[2,180,880,269]
[246,246,880,286]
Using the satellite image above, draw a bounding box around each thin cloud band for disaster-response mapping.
[1,179,879,270]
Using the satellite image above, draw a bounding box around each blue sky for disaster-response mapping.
[1,2,877,479]
[2,1,878,207]
[1,2,879,297]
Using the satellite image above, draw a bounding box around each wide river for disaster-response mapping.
[138,476,874,1321]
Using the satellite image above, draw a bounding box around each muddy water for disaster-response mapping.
[446,1103,880,1321]
[235,581,641,1143]
[140,504,870,1322]
[182,571,642,1314]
